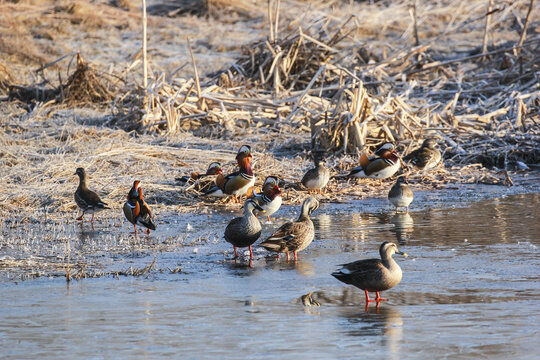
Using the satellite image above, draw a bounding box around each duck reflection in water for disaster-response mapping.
[389,212,414,244]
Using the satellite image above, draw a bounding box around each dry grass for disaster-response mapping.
[0,0,539,221]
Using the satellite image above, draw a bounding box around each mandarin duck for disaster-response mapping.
[388,176,414,213]
[260,197,319,261]
[205,145,255,202]
[348,142,401,185]
[301,153,330,194]
[252,176,282,221]
[332,242,407,305]
[123,180,156,234]
[224,199,264,259]
[74,167,109,223]
[403,138,442,170]
[176,162,223,185]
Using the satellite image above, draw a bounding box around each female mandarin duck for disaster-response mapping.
[253,176,282,221]
[332,242,407,305]
[260,197,319,261]
[301,153,330,193]
[388,176,414,213]
[224,199,264,259]
[205,145,255,202]
[177,162,223,185]
[123,180,156,234]
[74,167,109,223]
[403,138,442,170]
[348,142,401,185]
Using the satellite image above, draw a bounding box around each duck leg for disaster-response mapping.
[379,179,382,186]
[375,292,388,302]
[145,228,150,235]
[233,246,239,258]
[266,215,271,222]
[248,245,253,260]
[364,289,372,303]
[286,252,290,261]
[91,213,95,223]
[293,251,298,261]
[76,211,85,221]
[133,224,138,234]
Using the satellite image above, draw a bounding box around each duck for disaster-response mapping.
[205,145,255,202]
[252,176,282,221]
[123,180,156,234]
[74,167,110,223]
[403,138,441,170]
[224,199,265,259]
[260,197,319,261]
[176,162,223,185]
[388,176,414,213]
[301,153,330,193]
[348,142,401,186]
[331,242,407,304]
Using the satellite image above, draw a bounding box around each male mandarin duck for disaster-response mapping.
[260,197,319,261]
[388,176,414,213]
[123,180,156,234]
[224,199,264,259]
[74,167,109,223]
[176,162,223,185]
[205,145,255,202]
[348,142,401,185]
[301,153,330,193]
[332,242,407,305]
[403,138,442,170]
[252,176,283,221]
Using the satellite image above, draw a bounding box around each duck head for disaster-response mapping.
[236,145,253,173]
[374,142,395,156]
[129,180,142,199]
[379,241,408,258]
[422,138,439,150]
[205,162,223,176]
[74,167,86,179]
[263,176,279,187]
[396,176,408,185]
[300,196,320,219]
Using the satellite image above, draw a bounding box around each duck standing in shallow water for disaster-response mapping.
[348,143,401,186]
[388,176,414,213]
[224,199,264,259]
[74,167,109,223]
[332,242,407,305]
[302,153,330,194]
[403,138,442,170]
[205,145,255,203]
[123,180,156,234]
[253,176,282,221]
[260,197,319,261]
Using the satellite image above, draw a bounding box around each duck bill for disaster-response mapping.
[397,251,408,257]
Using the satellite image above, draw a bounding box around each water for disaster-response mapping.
[0,193,539,359]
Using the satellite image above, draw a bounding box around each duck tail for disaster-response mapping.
[331,269,353,284]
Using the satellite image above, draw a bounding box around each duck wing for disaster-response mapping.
[137,199,156,230]
[332,259,383,284]
[260,221,310,252]
[123,199,139,225]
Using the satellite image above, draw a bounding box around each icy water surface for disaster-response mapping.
[1,193,539,359]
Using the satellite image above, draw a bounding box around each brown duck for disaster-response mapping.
[260,197,319,261]
[403,138,441,170]
[205,145,255,202]
[74,167,109,223]
[123,180,156,234]
[224,199,264,259]
[332,242,407,305]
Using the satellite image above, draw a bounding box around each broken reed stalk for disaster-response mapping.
[142,0,148,104]
[481,0,494,57]
[65,238,71,282]
[516,0,536,55]
[409,0,419,46]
